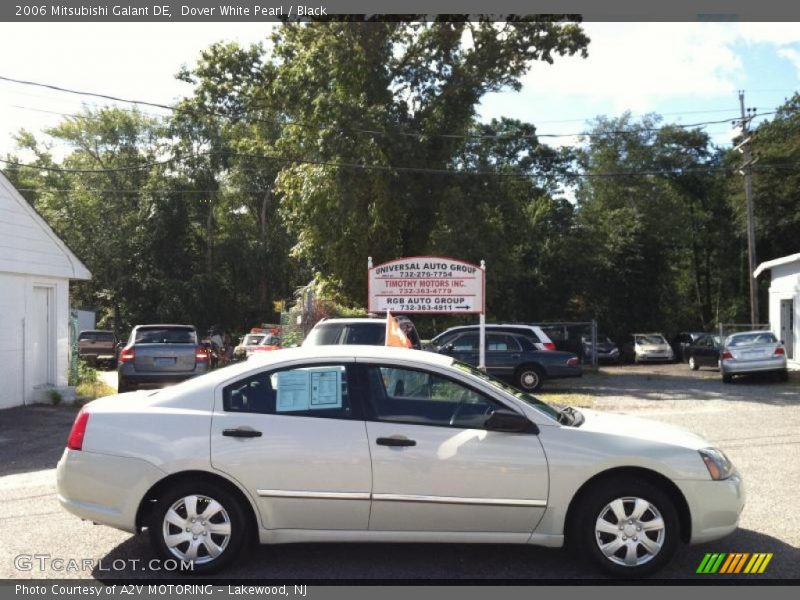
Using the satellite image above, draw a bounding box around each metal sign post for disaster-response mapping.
[479,260,486,371]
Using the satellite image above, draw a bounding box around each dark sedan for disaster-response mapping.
[672,332,709,362]
[430,327,582,392]
[686,334,722,370]
[581,334,621,363]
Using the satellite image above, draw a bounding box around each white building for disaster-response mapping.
[0,172,91,409]
[754,252,800,367]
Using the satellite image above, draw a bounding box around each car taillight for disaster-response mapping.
[67,409,90,451]
[774,347,785,356]
[196,347,209,361]
[119,347,135,363]
[543,342,556,351]
[722,351,733,361]
[566,357,579,367]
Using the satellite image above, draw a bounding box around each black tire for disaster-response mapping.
[149,480,248,575]
[515,364,545,392]
[722,372,733,384]
[688,356,699,371]
[777,369,789,383]
[118,378,134,393]
[570,477,680,578]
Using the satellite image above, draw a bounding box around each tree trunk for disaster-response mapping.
[258,189,271,314]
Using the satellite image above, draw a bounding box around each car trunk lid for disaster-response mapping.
[133,343,198,372]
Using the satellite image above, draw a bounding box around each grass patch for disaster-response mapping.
[537,392,595,408]
[76,381,116,400]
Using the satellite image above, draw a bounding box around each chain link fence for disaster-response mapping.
[532,321,600,369]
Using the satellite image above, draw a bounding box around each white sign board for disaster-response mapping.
[368,256,484,314]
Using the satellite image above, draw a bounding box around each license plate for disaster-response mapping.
[154,357,176,367]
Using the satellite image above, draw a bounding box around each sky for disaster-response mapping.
[1,22,799,159]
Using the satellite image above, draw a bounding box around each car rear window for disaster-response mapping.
[343,324,385,345]
[304,324,344,345]
[134,327,197,344]
[729,332,777,347]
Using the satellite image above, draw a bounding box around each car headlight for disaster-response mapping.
[699,448,734,480]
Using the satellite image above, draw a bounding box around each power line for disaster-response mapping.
[0,74,782,142]
[0,153,759,180]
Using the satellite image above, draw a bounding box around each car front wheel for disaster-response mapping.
[149,481,248,574]
[573,478,679,577]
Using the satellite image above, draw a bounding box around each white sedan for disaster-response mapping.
[57,346,744,577]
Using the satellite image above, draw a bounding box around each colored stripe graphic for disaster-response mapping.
[699,553,773,574]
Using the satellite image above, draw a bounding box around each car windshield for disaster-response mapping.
[728,332,777,347]
[243,334,266,346]
[134,327,196,344]
[452,361,562,421]
[636,335,666,345]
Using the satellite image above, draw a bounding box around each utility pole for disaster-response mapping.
[735,90,759,324]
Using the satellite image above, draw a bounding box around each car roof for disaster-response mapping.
[133,324,196,329]
[440,324,539,333]
[182,345,454,387]
[313,317,415,324]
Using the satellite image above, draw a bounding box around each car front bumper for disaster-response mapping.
[722,357,787,375]
[56,449,166,533]
[675,473,745,544]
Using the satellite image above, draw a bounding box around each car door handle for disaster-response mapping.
[222,428,262,438]
[376,437,416,447]
[511,353,521,359]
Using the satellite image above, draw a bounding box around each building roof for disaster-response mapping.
[753,252,800,278]
[0,171,91,280]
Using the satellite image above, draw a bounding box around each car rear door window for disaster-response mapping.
[487,334,520,352]
[223,364,356,419]
[343,324,385,345]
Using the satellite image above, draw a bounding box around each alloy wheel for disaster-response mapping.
[594,496,666,567]
[161,494,232,564]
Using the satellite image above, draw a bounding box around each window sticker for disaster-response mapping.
[275,367,343,412]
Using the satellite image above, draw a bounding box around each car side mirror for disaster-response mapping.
[484,409,535,433]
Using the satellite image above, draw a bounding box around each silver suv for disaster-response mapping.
[302,317,422,350]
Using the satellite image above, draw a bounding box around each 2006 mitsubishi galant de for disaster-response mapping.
[57,346,744,577]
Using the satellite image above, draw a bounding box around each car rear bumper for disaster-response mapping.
[722,357,787,375]
[56,449,166,533]
[675,473,745,544]
[544,365,583,379]
[118,364,208,386]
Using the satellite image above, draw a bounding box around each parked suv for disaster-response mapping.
[430,326,581,391]
[302,317,422,350]
[117,324,210,393]
[77,330,118,368]
[437,323,556,351]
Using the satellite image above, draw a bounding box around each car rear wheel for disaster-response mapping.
[117,378,134,393]
[722,372,733,384]
[688,356,699,371]
[515,365,544,392]
[777,369,789,382]
[573,477,679,577]
[149,480,247,575]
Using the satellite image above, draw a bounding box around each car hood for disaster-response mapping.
[576,408,709,450]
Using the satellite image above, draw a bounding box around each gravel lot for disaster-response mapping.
[2,363,799,581]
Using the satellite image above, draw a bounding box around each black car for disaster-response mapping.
[672,332,709,362]
[430,327,582,392]
[686,334,723,370]
[581,334,621,363]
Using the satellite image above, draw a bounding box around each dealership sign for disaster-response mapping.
[368,256,484,314]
